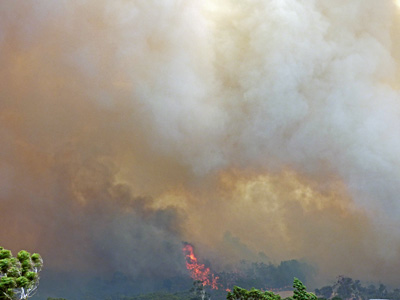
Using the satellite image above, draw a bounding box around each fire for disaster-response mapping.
[182,244,220,289]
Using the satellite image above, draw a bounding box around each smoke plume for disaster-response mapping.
[1,0,400,293]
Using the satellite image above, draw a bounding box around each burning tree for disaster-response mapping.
[0,247,43,300]
[191,280,211,300]
[182,243,219,290]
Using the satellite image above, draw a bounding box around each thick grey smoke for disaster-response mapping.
[1,0,400,292]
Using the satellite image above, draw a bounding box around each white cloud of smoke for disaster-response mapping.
[1,0,400,289]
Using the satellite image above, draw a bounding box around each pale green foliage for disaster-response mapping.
[226,278,316,300]
[227,286,281,300]
[0,246,43,300]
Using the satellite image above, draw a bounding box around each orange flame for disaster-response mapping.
[182,244,220,290]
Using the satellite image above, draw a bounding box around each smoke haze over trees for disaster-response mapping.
[1,0,400,298]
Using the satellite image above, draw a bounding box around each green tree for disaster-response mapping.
[226,286,281,300]
[292,278,317,300]
[226,278,317,300]
[0,247,43,300]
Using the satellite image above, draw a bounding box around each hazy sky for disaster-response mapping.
[1,0,400,290]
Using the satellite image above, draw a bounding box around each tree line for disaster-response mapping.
[315,275,400,300]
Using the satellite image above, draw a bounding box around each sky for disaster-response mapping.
[1,0,400,295]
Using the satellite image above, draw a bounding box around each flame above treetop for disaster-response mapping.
[182,244,219,290]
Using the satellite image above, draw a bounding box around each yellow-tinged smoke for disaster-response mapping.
[157,170,393,285]
[1,0,400,287]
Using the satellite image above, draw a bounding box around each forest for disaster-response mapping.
[40,267,400,300]
[2,246,399,300]
[45,275,400,300]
